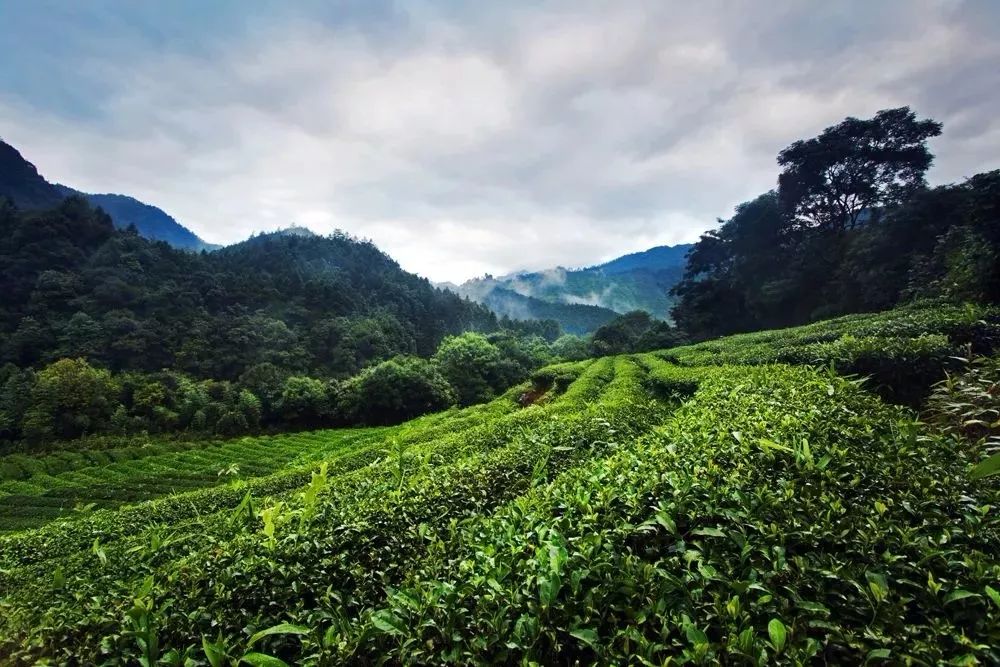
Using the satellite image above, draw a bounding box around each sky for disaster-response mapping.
[1,1,998,283]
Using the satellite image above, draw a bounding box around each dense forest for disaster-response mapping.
[453,243,691,327]
[4,106,999,448]
[0,196,578,445]
[671,107,1000,338]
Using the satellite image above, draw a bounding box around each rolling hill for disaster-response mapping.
[0,139,215,251]
[1,303,997,663]
[451,243,693,330]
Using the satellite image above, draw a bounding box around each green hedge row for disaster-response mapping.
[339,364,1000,665]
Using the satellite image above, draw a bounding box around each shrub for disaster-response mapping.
[340,356,455,425]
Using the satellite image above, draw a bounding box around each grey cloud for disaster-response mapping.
[0,0,997,281]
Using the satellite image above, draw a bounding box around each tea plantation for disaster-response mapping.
[1,304,999,664]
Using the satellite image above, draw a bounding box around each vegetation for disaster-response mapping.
[2,106,1000,664]
[671,107,1000,339]
[453,243,691,330]
[0,304,998,664]
[0,186,574,446]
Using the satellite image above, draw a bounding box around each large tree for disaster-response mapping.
[777,107,941,232]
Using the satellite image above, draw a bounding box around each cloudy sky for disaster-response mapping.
[1,1,998,282]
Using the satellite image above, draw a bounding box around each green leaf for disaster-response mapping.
[246,623,310,648]
[985,585,1000,609]
[652,512,677,533]
[866,571,889,603]
[569,628,599,648]
[539,574,562,607]
[370,610,406,636]
[241,653,290,667]
[691,527,726,538]
[768,618,787,653]
[970,453,1000,480]
[202,635,227,667]
[944,589,980,604]
[684,624,708,646]
[865,648,891,664]
[758,438,793,453]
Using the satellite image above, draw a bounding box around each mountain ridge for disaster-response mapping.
[0,139,216,251]
[451,242,693,328]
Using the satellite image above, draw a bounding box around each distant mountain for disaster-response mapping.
[454,243,693,327]
[591,244,693,275]
[0,198,504,380]
[0,139,216,251]
[447,280,618,335]
[54,186,218,251]
[0,139,63,209]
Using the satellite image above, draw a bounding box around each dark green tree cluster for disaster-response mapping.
[590,310,688,356]
[0,197,572,447]
[671,107,999,339]
[0,197,544,377]
[0,329,562,447]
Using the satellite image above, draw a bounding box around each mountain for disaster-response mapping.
[0,139,63,209]
[450,281,618,335]
[54,186,219,251]
[591,244,693,275]
[0,139,215,251]
[0,198,508,380]
[454,243,693,328]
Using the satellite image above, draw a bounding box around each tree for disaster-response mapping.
[432,333,504,406]
[22,358,120,441]
[0,364,34,440]
[777,107,941,232]
[338,356,454,425]
[276,375,334,427]
[550,334,590,361]
[591,311,658,356]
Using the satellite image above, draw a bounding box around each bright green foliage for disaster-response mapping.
[663,302,1000,405]
[21,358,119,441]
[432,332,504,405]
[339,355,455,425]
[0,305,997,664]
[275,376,334,426]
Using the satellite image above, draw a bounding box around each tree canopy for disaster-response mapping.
[672,108,998,340]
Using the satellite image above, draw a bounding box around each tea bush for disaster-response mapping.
[0,305,998,665]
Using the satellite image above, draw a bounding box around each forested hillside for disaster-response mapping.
[672,108,1000,339]
[454,242,692,325]
[0,139,214,250]
[449,281,619,334]
[2,303,997,663]
[0,197,565,444]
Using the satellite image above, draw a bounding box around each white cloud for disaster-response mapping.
[0,1,998,282]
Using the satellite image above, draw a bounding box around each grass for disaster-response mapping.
[0,305,998,664]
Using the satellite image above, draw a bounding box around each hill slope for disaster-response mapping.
[55,186,218,251]
[448,279,619,335]
[457,243,693,323]
[0,139,62,209]
[1,304,998,663]
[0,198,502,380]
[0,139,215,250]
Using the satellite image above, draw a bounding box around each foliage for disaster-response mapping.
[21,358,119,441]
[663,303,999,405]
[671,108,999,340]
[339,356,455,425]
[925,354,1000,479]
[0,197,505,379]
[1,307,997,664]
[432,333,505,406]
[591,310,687,356]
[777,106,942,231]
